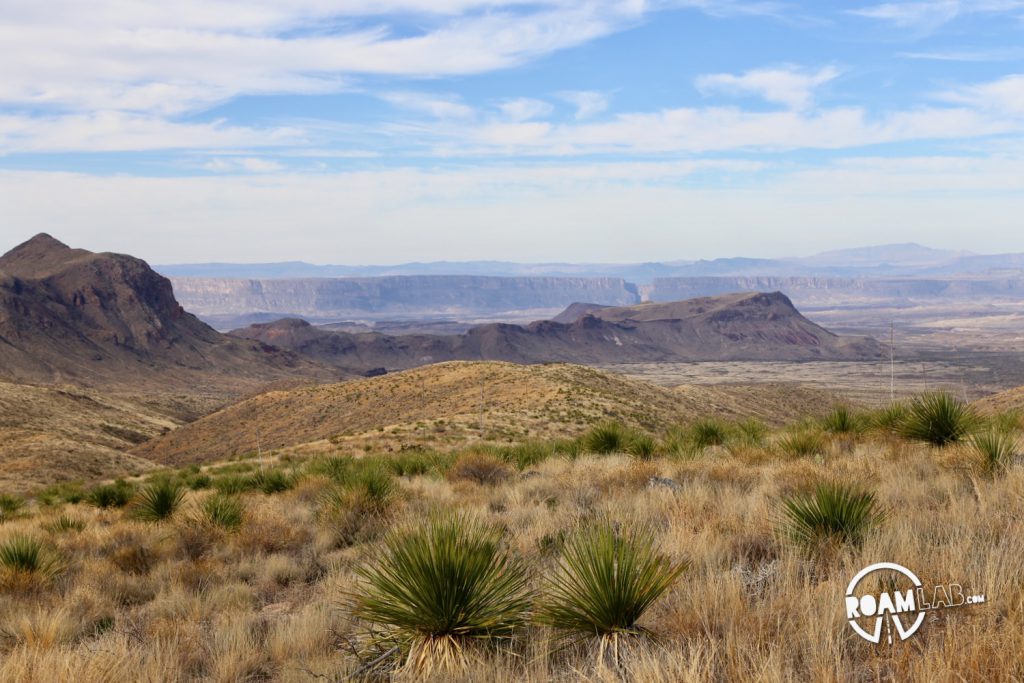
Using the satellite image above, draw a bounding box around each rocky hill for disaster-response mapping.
[230,292,885,374]
[0,234,336,390]
[133,361,846,466]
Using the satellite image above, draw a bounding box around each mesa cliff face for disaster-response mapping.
[169,275,641,322]
[231,291,886,374]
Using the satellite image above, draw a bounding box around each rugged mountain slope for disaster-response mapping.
[133,361,846,466]
[0,381,174,493]
[231,292,885,373]
[0,234,334,389]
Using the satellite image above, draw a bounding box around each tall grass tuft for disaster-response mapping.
[583,422,630,454]
[202,494,244,531]
[970,428,1018,477]
[779,481,885,549]
[0,534,63,590]
[822,405,860,434]
[132,480,185,522]
[898,393,976,446]
[689,419,729,449]
[251,468,295,494]
[626,434,658,460]
[538,522,685,666]
[0,494,25,523]
[86,481,134,509]
[777,429,827,457]
[43,514,86,534]
[353,513,532,676]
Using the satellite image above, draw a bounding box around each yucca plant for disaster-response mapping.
[970,428,1019,477]
[898,393,976,446]
[734,418,768,447]
[583,422,630,455]
[538,522,685,667]
[0,534,63,589]
[353,513,532,676]
[0,494,25,523]
[777,429,827,457]
[251,468,295,494]
[626,434,658,460]
[778,481,886,549]
[43,514,86,534]
[132,480,185,522]
[822,406,860,434]
[86,481,134,508]
[202,493,244,531]
[869,402,909,433]
[690,419,729,449]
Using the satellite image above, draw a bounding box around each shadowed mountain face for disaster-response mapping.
[230,292,885,374]
[0,234,334,389]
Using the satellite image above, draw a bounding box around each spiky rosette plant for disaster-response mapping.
[898,393,976,446]
[537,522,685,668]
[778,481,886,549]
[353,512,532,676]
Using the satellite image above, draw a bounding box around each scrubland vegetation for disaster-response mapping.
[0,393,1022,681]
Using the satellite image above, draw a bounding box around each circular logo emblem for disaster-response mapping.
[845,562,926,643]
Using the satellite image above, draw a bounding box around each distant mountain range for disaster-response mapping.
[157,243,1024,283]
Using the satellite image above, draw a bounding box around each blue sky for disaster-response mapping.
[1,1,1023,263]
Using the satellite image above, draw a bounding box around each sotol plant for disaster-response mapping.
[970,428,1019,477]
[133,480,185,522]
[202,494,244,531]
[583,422,630,455]
[353,513,532,676]
[538,522,685,667]
[779,481,886,549]
[0,534,64,590]
[898,393,976,446]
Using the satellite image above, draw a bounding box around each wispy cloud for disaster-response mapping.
[380,92,476,120]
[695,65,840,110]
[557,91,610,120]
[849,0,1024,30]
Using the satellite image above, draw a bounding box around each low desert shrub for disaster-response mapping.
[86,481,134,509]
[778,481,885,549]
[202,493,245,531]
[449,453,512,486]
[0,534,63,590]
[970,428,1018,477]
[353,513,532,675]
[132,480,185,522]
[898,393,976,446]
[583,422,630,455]
[538,522,685,666]
[689,419,729,449]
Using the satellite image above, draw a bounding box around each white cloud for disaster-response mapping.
[938,74,1024,114]
[557,91,610,120]
[498,98,554,122]
[202,157,284,173]
[4,156,1023,263]
[695,65,839,110]
[849,1,1024,29]
[380,92,476,120]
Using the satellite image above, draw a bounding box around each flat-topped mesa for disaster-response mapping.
[232,290,885,373]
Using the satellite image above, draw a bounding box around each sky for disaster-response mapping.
[1,0,1024,264]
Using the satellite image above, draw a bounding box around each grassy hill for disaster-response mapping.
[134,361,846,466]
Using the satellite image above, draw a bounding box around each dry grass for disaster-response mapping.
[0,422,1021,682]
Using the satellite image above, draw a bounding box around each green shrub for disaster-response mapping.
[212,474,254,495]
[690,419,729,449]
[970,428,1018,477]
[583,422,630,455]
[202,494,244,531]
[0,534,63,588]
[43,514,86,533]
[355,466,396,511]
[626,434,658,460]
[734,418,768,447]
[86,481,134,509]
[822,406,861,434]
[251,469,296,495]
[0,494,25,522]
[777,429,827,457]
[898,393,976,446]
[500,441,559,470]
[779,481,885,549]
[354,513,532,675]
[132,480,185,522]
[185,473,212,490]
[868,402,910,433]
[538,522,684,663]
